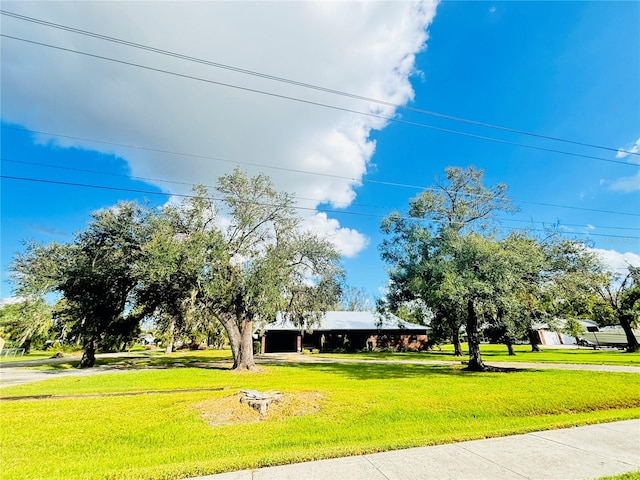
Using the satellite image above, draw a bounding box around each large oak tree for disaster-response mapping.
[11,202,150,367]
[380,166,546,371]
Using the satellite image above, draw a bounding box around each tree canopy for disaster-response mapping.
[11,203,150,366]
[9,170,344,369]
[378,166,622,370]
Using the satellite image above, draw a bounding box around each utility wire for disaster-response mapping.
[0,174,384,219]
[4,157,640,232]
[3,126,639,218]
[0,158,385,211]
[2,33,638,168]
[3,176,640,232]
[0,125,372,184]
[2,9,638,158]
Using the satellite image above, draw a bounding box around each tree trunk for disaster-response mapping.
[466,300,485,371]
[505,338,515,356]
[218,313,257,371]
[528,329,541,352]
[620,314,639,353]
[233,319,257,371]
[79,339,96,368]
[165,318,176,354]
[452,329,463,356]
[223,317,241,362]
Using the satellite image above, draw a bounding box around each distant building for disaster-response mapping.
[533,319,599,346]
[533,319,640,348]
[139,333,156,346]
[259,311,428,354]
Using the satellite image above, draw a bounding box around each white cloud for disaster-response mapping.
[616,137,640,161]
[608,171,640,193]
[303,213,369,258]
[0,297,24,307]
[1,1,439,259]
[589,248,640,275]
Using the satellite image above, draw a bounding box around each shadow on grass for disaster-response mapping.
[32,353,525,377]
[268,361,480,381]
[28,354,234,372]
[98,355,234,371]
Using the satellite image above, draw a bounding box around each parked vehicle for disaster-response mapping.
[578,327,640,349]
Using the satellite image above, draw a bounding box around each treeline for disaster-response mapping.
[379,167,639,369]
[2,166,638,371]
[3,169,343,369]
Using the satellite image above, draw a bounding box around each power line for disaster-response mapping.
[0,125,369,184]
[0,158,385,211]
[0,174,380,219]
[2,33,638,168]
[4,157,640,232]
[3,125,639,218]
[2,9,638,158]
[3,176,640,236]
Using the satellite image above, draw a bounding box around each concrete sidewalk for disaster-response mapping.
[187,419,640,480]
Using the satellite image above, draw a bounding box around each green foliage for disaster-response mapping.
[608,274,639,351]
[339,286,373,311]
[538,239,605,323]
[8,171,344,369]
[0,298,53,351]
[380,166,544,369]
[563,318,584,339]
[379,166,635,364]
[9,202,151,366]
[199,169,343,369]
[546,245,640,352]
[135,185,228,353]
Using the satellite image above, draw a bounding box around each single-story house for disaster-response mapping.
[259,311,428,354]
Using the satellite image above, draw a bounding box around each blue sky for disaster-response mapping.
[1,1,639,301]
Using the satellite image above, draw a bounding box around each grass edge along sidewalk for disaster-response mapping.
[185,419,640,480]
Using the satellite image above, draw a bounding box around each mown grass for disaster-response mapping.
[0,350,61,363]
[597,472,640,480]
[315,343,640,365]
[9,344,639,369]
[22,348,232,371]
[1,361,639,480]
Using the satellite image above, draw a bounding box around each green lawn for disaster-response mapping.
[314,343,640,366]
[19,348,232,370]
[1,361,639,480]
[597,472,640,480]
[7,344,640,369]
[0,350,60,363]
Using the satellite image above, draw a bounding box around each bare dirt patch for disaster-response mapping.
[195,391,323,426]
